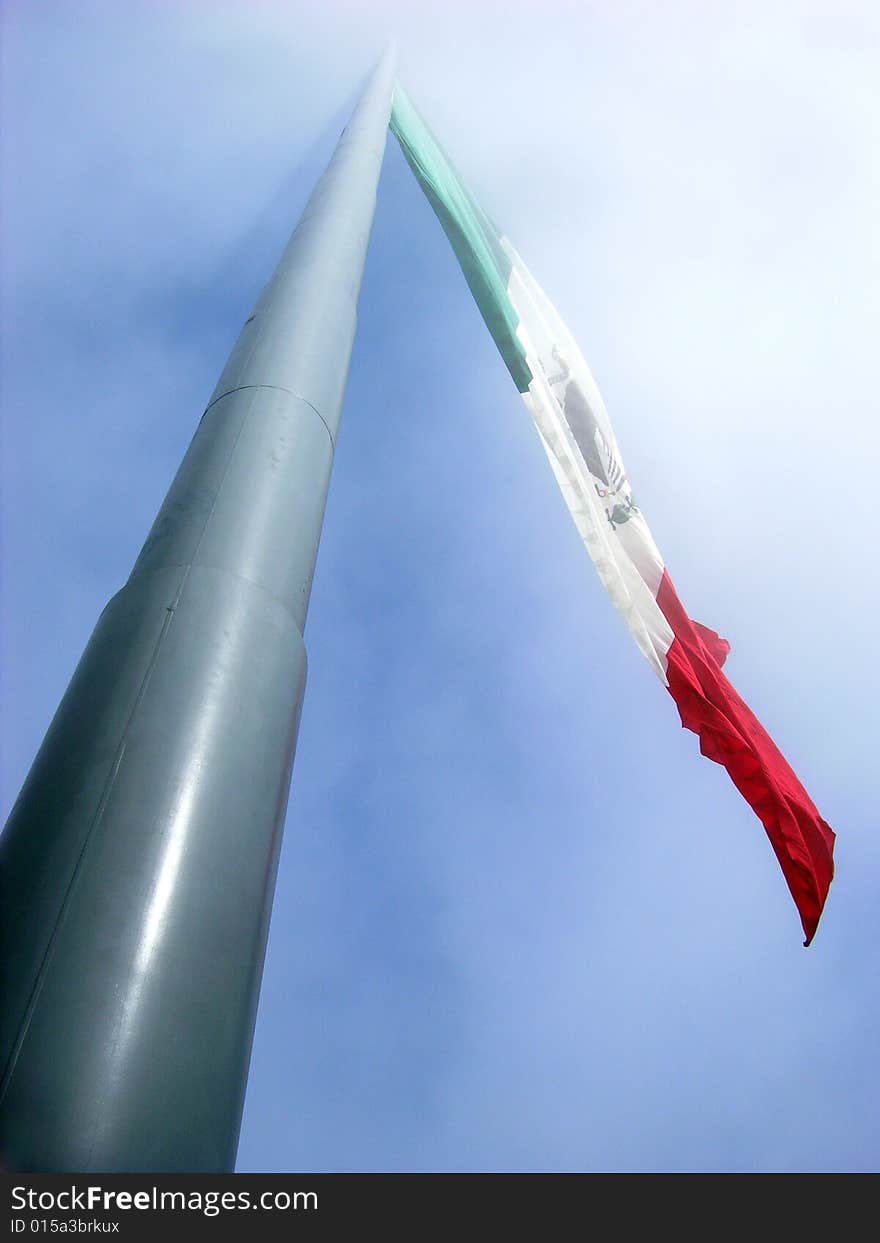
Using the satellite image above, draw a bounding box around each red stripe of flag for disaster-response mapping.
[656,571,835,945]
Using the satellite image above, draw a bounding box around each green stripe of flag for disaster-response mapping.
[390,85,533,393]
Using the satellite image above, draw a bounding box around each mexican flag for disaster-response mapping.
[390,84,835,944]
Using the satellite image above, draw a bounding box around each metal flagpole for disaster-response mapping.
[0,48,395,1173]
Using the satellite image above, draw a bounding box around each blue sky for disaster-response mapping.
[2,1,878,1172]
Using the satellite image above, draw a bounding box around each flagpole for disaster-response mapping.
[0,48,395,1173]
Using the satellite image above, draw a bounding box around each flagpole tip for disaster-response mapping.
[379,41,397,75]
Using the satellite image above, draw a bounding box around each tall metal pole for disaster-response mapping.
[0,50,394,1173]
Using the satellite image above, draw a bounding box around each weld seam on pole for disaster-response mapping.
[200,385,336,451]
[127,563,309,636]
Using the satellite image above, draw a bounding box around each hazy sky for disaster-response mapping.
[2,1,878,1172]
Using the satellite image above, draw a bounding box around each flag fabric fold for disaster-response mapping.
[390,84,835,943]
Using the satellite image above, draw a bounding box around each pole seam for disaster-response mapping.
[127,563,309,637]
[201,384,336,450]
